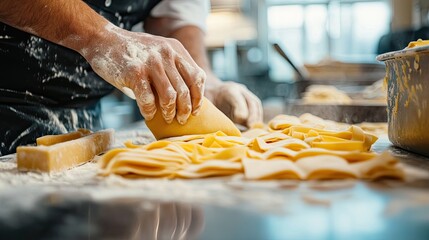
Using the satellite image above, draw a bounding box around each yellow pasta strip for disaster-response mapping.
[144,140,172,150]
[295,155,358,180]
[102,158,180,175]
[312,141,365,152]
[182,160,242,173]
[288,125,353,140]
[216,136,252,145]
[241,128,269,139]
[176,170,241,179]
[258,132,291,142]
[247,149,264,159]
[107,165,177,177]
[102,152,186,174]
[242,158,305,180]
[263,147,298,159]
[199,147,248,162]
[99,148,130,168]
[291,131,306,140]
[163,134,207,142]
[252,137,310,152]
[293,148,377,162]
[202,135,239,148]
[268,115,301,130]
[123,140,142,149]
[349,126,378,150]
[351,152,404,180]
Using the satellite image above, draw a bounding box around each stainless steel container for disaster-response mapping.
[377,45,429,157]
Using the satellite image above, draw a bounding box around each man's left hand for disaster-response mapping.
[205,76,263,128]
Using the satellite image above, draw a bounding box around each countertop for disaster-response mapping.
[0,128,429,240]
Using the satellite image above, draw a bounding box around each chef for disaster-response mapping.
[0,0,263,156]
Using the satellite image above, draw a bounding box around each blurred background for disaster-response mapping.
[102,0,429,128]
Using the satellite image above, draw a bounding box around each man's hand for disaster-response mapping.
[205,75,263,128]
[0,0,205,125]
[80,24,205,124]
[152,24,263,127]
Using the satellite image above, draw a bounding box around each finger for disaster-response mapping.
[223,85,249,125]
[242,89,263,127]
[131,78,157,121]
[165,66,191,125]
[150,67,177,124]
[176,57,205,115]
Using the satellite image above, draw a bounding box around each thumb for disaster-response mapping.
[224,86,249,124]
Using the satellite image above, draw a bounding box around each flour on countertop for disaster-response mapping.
[1,130,429,213]
[0,155,287,212]
[0,129,288,211]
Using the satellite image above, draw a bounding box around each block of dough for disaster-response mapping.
[17,129,114,173]
[146,97,241,140]
[36,128,91,146]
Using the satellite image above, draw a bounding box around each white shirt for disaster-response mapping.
[150,0,210,32]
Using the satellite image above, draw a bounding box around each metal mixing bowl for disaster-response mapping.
[377,45,429,157]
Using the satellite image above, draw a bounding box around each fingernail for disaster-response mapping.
[192,104,202,116]
[165,118,174,124]
[145,110,156,121]
[177,115,188,125]
[163,113,174,123]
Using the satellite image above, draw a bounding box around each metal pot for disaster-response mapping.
[377,45,429,156]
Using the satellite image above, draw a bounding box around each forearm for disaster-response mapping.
[0,0,109,52]
[0,1,207,124]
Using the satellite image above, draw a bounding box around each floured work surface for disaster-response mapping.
[99,114,403,181]
[1,126,429,214]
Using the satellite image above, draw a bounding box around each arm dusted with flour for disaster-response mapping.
[0,0,105,50]
[0,0,205,124]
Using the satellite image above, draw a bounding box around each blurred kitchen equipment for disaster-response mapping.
[272,43,307,82]
[273,42,388,123]
[303,60,386,83]
[271,42,309,99]
[272,42,386,98]
[377,44,429,157]
[284,100,387,124]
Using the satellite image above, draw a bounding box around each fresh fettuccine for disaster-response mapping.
[99,114,403,180]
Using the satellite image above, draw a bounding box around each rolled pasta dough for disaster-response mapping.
[146,97,241,140]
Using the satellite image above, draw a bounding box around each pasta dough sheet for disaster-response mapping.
[145,97,241,139]
[99,113,403,181]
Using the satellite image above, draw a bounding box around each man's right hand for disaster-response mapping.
[80,24,206,124]
[0,0,205,125]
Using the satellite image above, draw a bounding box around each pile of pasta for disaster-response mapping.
[99,114,404,180]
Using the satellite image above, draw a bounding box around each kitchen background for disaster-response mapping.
[101,0,429,128]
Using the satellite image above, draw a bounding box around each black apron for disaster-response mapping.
[0,0,162,156]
